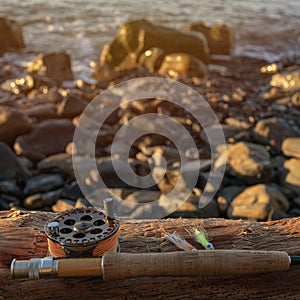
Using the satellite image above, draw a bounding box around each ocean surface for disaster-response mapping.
[1,0,300,78]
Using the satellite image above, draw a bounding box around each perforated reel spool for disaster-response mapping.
[44,207,120,257]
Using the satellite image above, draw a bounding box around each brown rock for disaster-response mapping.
[138,47,165,72]
[228,184,289,220]
[282,138,300,159]
[217,185,246,214]
[0,107,32,145]
[75,197,93,208]
[24,174,64,195]
[0,180,23,197]
[152,159,200,195]
[14,119,75,162]
[254,117,297,150]
[0,17,25,55]
[27,52,73,85]
[24,188,63,209]
[215,142,273,184]
[24,103,58,120]
[200,123,244,144]
[270,71,300,92]
[99,19,209,72]
[279,158,300,195]
[1,75,34,95]
[124,190,161,204]
[169,193,220,218]
[291,92,300,107]
[158,53,208,79]
[37,153,74,178]
[184,22,234,55]
[57,93,87,118]
[0,142,27,182]
[52,199,75,212]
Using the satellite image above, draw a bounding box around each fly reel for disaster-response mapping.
[44,199,120,257]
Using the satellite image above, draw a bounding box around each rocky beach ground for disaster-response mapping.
[1,16,300,221]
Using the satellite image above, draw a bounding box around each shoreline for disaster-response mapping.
[0,17,300,221]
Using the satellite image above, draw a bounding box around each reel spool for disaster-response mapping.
[44,205,120,258]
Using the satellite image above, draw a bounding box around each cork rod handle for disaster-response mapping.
[102,250,290,281]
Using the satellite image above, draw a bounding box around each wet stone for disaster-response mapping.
[138,47,165,72]
[158,53,208,79]
[99,19,209,73]
[27,52,74,85]
[183,21,234,55]
[0,17,25,55]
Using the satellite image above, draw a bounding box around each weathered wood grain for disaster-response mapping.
[1,210,300,300]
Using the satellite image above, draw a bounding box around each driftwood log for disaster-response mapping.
[0,210,300,299]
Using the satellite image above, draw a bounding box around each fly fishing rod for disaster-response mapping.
[10,198,300,281]
[11,250,300,280]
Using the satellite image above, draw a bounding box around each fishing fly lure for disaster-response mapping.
[165,232,197,252]
[193,227,214,250]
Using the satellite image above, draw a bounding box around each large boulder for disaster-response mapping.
[158,53,208,79]
[0,17,25,55]
[14,119,75,162]
[0,107,32,145]
[98,19,209,73]
[215,142,273,184]
[183,22,234,55]
[27,52,73,85]
[0,142,27,182]
[227,184,289,220]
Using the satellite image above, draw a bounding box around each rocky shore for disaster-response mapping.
[1,18,300,220]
